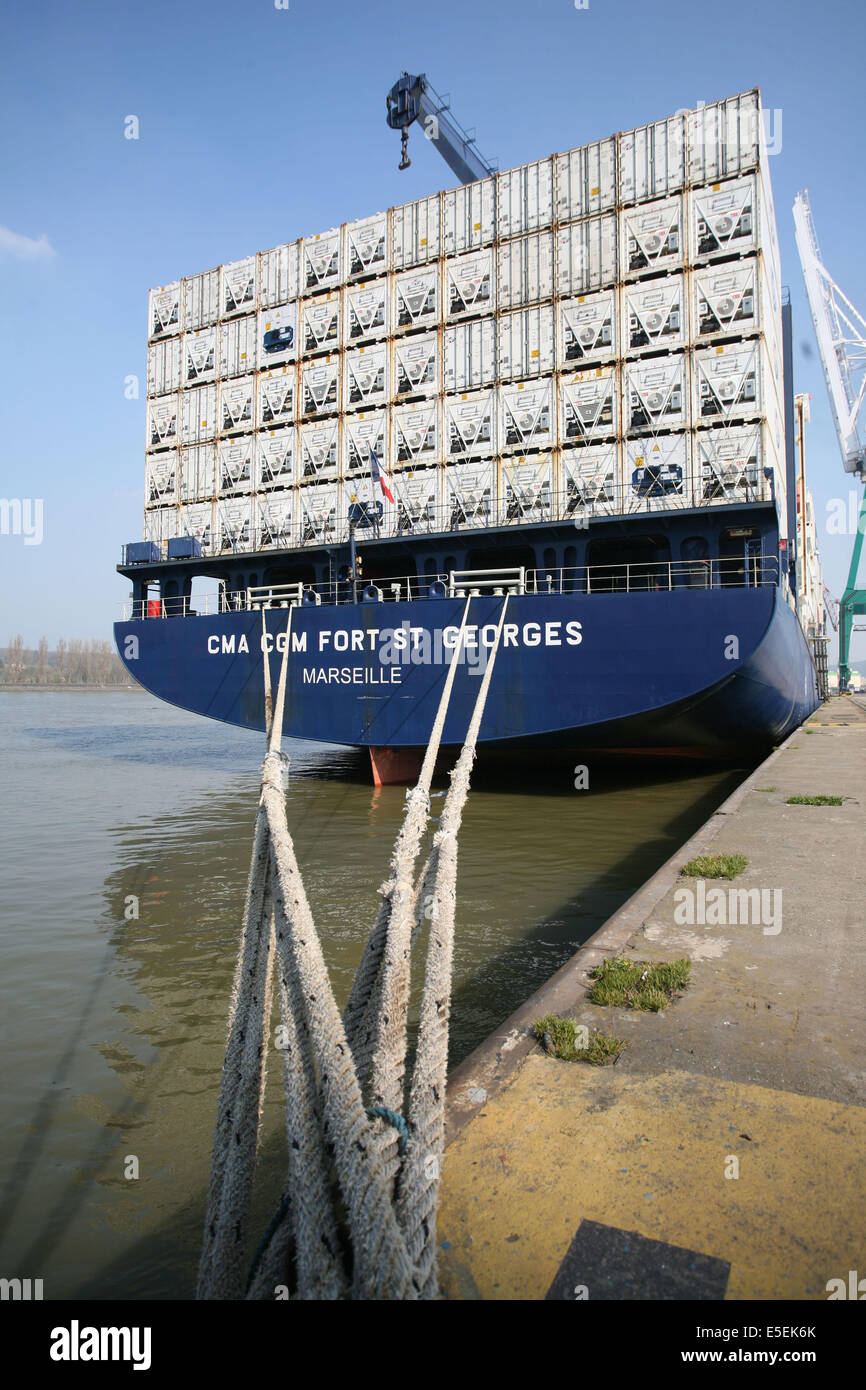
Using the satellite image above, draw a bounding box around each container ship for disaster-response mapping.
[115,90,825,784]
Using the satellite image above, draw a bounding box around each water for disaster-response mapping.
[0,690,747,1299]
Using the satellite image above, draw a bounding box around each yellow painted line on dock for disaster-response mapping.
[439,1058,866,1301]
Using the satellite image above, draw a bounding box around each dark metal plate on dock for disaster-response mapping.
[545,1219,730,1300]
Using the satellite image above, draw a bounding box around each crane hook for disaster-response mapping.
[398,127,411,171]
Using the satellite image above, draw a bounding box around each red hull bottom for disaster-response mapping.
[369,746,425,786]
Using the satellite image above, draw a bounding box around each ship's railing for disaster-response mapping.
[119,556,780,619]
[124,474,776,564]
[525,554,780,594]
[119,593,234,619]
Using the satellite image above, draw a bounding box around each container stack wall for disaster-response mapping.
[142,88,786,557]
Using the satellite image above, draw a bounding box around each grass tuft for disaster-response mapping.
[680,852,747,879]
[756,786,776,793]
[588,958,690,1012]
[785,793,844,806]
[534,1015,626,1065]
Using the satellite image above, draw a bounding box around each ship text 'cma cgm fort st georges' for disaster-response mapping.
[115,89,824,784]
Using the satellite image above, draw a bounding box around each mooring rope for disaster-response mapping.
[197,595,509,1300]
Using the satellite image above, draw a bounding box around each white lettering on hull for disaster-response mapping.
[206,622,582,658]
[302,667,403,685]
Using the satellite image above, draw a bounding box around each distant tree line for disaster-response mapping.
[1,636,133,686]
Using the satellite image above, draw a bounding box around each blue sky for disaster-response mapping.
[1,0,864,659]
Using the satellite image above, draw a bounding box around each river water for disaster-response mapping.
[0,690,748,1299]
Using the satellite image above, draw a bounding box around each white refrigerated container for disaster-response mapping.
[498,305,556,381]
[443,459,497,530]
[344,212,389,281]
[180,442,217,502]
[145,450,177,506]
[691,260,766,343]
[392,331,439,400]
[622,275,686,356]
[691,339,774,425]
[444,388,497,461]
[621,196,684,278]
[690,175,760,263]
[218,437,254,496]
[149,282,181,339]
[257,427,297,490]
[300,358,340,419]
[258,365,296,430]
[558,289,616,368]
[444,249,494,320]
[561,442,621,515]
[500,455,555,526]
[443,318,497,393]
[219,378,255,435]
[147,393,180,451]
[180,384,218,445]
[497,156,554,239]
[344,343,389,412]
[393,265,440,333]
[688,90,761,186]
[301,227,342,294]
[219,314,257,378]
[625,434,690,508]
[694,422,775,505]
[183,269,219,331]
[624,354,687,432]
[302,294,341,355]
[498,231,554,310]
[254,491,295,550]
[344,280,389,344]
[299,418,340,481]
[220,257,257,318]
[555,216,618,298]
[217,497,254,553]
[258,301,298,367]
[147,337,182,396]
[343,409,388,477]
[617,115,686,206]
[259,242,299,309]
[177,500,215,555]
[392,400,440,470]
[559,367,618,443]
[388,468,439,538]
[144,505,178,546]
[554,138,617,221]
[499,378,555,454]
[442,177,496,254]
[298,479,343,545]
[390,193,441,270]
[182,328,217,386]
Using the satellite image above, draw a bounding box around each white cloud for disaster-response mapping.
[0,225,56,261]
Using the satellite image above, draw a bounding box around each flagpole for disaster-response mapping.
[369,443,381,540]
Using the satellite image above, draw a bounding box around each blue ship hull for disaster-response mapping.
[114,585,819,770]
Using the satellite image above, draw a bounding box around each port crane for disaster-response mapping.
[386,72,495,184]
[793,190,866,691]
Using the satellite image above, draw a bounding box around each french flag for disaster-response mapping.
[369,446,395,504]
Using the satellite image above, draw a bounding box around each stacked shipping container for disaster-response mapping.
[143,90,786,556]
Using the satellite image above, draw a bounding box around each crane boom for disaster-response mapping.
[386,72,495,185]
[793,190,866,691]
[793,191,866,476]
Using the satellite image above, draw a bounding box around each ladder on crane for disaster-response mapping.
[793,190,866,692]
